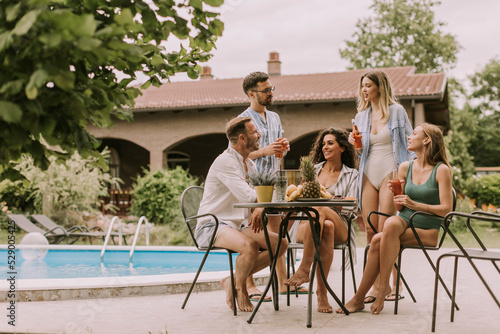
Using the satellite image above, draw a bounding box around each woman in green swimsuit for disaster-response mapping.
[337,123,454,315]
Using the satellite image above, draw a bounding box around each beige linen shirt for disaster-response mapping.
[196,147,257,230]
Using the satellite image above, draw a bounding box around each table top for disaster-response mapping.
[234,199,357,209]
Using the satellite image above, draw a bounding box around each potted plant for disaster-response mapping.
[247,169,278,202]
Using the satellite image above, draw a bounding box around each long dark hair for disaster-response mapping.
[309,128,356,168]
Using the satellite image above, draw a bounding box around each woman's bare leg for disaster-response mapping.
[361,176,381,301]
[315,220,335,313]
[337,233,385,313]
[378,174,401,299]
[371,216,407,315]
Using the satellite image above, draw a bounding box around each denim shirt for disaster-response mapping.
[354,103,416,209]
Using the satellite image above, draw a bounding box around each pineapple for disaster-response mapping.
[300,156,321,198]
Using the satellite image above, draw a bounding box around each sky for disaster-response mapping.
[166,0,500,83]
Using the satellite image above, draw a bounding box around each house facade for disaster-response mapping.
[88,53,449,188]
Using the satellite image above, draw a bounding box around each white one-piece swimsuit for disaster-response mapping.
[364,125,396,190]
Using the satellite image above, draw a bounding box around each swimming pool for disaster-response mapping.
[0,245,272,302]
[0,246,237,279]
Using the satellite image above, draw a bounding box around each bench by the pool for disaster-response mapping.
[7,214,69,244]
[31,214,131,245]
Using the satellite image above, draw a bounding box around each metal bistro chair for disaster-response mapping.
[364,188,458,314]
[286,212,357,305]
[431,210,500,332]
[180,186,237,316]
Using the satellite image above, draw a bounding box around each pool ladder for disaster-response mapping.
[100,216,150,261]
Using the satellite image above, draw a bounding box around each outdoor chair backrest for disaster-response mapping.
[180,186,205,249]
[31,214,64,232]
[436,187,457,248]
[7,214,49,235]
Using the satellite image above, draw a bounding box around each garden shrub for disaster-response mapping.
[0,179,37,213]
[130,166,201,226]
[465,174,500,208]
[0,152,119,223]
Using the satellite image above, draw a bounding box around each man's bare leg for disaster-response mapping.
[215,226,287,312]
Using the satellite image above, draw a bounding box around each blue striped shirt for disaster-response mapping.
[237,107,283,173]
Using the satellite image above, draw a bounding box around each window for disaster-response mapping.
[166,152,190,170]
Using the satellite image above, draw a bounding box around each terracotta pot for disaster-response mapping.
[255,185,274,203]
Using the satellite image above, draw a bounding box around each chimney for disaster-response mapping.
[200,66,213,80]
[267,51,281,76]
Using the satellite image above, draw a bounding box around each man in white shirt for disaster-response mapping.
[195,117,288,313]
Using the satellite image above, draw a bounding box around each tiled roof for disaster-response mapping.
[133,66,446,111]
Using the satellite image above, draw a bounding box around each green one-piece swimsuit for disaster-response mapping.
[398,161,442,230]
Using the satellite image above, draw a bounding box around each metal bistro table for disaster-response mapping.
[234,198,357,328]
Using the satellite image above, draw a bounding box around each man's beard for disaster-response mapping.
[257,95,273,107]
[246,137,259,151]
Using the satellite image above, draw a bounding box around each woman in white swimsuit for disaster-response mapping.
[348,70,415,303]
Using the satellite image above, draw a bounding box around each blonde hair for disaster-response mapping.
[357,70,398,122]
[420,123,451,169]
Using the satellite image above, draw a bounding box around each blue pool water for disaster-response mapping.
[0,249,237,280]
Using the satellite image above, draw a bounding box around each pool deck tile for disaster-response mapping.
[1,248,499,334]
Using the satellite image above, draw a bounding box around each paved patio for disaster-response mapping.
[1,248,499,334]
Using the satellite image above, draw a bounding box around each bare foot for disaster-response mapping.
[371,285,391,315]
[285,268,310,287]
[235,288,254,312]
[336,297,364,314]
[220,277,234,311]
[317,292,332,313]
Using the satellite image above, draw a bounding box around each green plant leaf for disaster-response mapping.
[51,70,75,90]
[203,0,224,6]
[0,101,23,123]
[12,9,40,36]
[0,31,13,52]
[6,3,21,22]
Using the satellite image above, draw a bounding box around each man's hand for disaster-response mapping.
[249,207,264,233]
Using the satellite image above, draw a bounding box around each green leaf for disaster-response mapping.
[51,70,75,91]
[115,8,134,26]
[25,85,38,100]
[6,3,22,22]
[0,101,23,123]
[73,14,97,36]
[203,0,224,7]
[208,19,224,36]
[190,0,203,10]
[166,52,180,63]
[75,36,102,51]
[0,80,24,96]
[12,10,40,36]
[27,69,48,90]
[0,31,13,52]
[151,54,165,67]
[187,69,199,79]
[39,33,62,47]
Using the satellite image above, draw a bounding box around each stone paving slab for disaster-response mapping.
[1,248,499,334]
